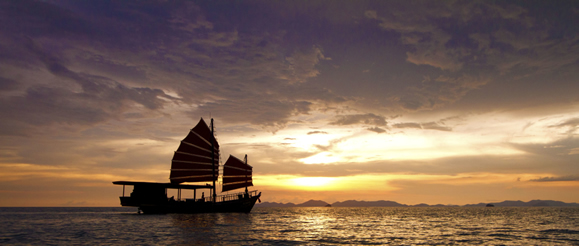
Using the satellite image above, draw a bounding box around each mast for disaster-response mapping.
[211,118,216,202]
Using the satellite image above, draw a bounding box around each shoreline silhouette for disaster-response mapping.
[255,199,579,208]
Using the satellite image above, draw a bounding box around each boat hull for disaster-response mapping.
[121,194,261,214]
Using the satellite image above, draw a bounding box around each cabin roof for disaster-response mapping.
[112,181,212,189]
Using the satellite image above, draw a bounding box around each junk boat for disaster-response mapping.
[113,118,261,214]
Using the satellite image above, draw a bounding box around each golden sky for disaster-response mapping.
[0,0,578,206]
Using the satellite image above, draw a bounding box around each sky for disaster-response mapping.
[0,0,578,207]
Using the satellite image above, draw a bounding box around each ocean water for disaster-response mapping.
[0,207,578,245]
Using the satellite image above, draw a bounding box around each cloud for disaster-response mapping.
[398,75,489,111]
[421,122,452,132]
[550,118,579,128]
[510,137,579,161]
[529,175,579,182]
[177,40,338,129]
[0,77,19,91]
[364,5,461,72]
[364,2,541,74]
[365,2,579,112]
[569,148,579,155]
[330,113,387,126]
[251,147,569,177]
[366,127,386,133]
[284,46,329,84]
[392,121,451,131]
[549,118,579,135]
[312,135,352,153]
[392,122,422,129]
[0,1,348,133]
[1,0,579,206]
[0,87,109,128]
[0,37,178,136]
[196,99,312,132]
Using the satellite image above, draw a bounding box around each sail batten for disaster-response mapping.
[171,175,215,178]
[190,131,213,147]
[172,160,216,165]
[223,176,252,183]
[223,182,253,192]
[175,151,213,160]
[171,169,215,171]
[170,118,220,184]
[224,165,251,172]
[180,142,213,153]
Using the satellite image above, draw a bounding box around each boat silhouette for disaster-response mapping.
[113,118,261,214]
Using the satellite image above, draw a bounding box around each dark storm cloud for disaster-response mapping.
[3,0,577,131]
[0,77,19,91]
[196,99,312,131]
[0,35,175,136]
[365,1,579,111]
[1,86,109,126]
[25,37,170,110]
[0,0,342,134]
[188,44,345,130]
[398,75,489,111]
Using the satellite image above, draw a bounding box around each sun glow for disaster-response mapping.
[292,177,335,188]
[301,152,340,164]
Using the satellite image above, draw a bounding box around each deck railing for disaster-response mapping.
[120,190,259,203]
[217,190,259,202]
[179,190,258,203]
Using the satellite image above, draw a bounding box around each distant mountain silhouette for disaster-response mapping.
[296,199,330,207]
[255,200,329,208]
[411,203,430,207]
[464,200,579,207]
[332,200,407,207]
[255,199,579,208]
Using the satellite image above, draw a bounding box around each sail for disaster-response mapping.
[170,118,220,184]
[222,155,253,192]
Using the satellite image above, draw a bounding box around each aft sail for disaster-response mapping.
[170,118,220,184]
[222,155,253,192]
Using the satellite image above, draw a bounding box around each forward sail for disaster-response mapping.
[170,118,220,184]
[222,155,253,192]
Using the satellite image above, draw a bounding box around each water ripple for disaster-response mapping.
[0,207,578,245]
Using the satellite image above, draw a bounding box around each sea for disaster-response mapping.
[0,207,578,245]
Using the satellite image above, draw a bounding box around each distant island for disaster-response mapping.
[254,199,579,208]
